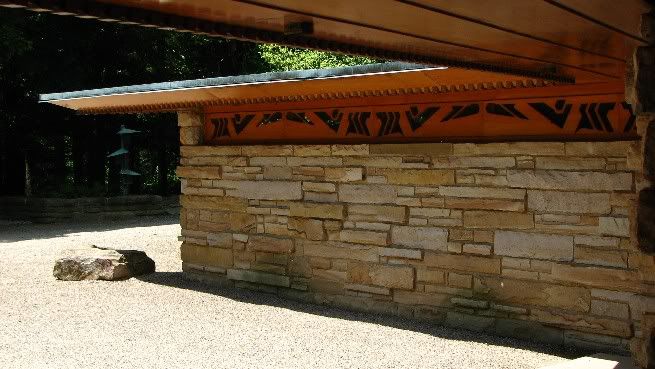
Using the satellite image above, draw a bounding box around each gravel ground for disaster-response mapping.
[0,216,579,369]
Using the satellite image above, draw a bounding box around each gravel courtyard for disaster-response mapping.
[0,216,579,369]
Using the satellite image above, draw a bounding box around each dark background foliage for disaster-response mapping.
[0,8,374,198]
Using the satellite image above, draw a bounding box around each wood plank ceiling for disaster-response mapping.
[1,0,649,83]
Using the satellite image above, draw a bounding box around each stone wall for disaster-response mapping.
[0,195,179,223]
[176,140,655,352]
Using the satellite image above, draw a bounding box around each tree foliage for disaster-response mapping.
[0,9,377,198]
[259,44,377,71]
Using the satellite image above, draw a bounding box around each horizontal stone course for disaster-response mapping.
[494,231,573,261]
[440,186,525,200]
[507,170,632,191]
[391,226,448,251]
[527,190,611,214]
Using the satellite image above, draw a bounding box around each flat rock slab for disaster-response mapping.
[54,246,155,281]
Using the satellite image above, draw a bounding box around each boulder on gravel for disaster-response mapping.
[53,246,155,281]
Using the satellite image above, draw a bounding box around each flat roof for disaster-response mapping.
[40,62,558,114]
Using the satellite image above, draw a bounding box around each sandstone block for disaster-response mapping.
[207,232,232,248]
[435,156,516,169]
[590,299,630,320]
[375,168,454,185]
[304,192,338,202]
[180,195,248,212]
[565,142,631,157]
[340,229,388,246]
[494,231,573,261]
[527,190,610,214]
[250,157,287,166]
[263,167,292,180]
[453,142,565,156]
[474,230,494,243]
[344,283,390,295]
[507,170,633,191]
[598,217,630,237]
[451,297,489,309]
[54,246,155,281]
[289,202,344,219]
[288,218,325,240]
[331,144,369,156]
[550,264,640,292]
[463,211,534,229]
[324,167,363,182]
[339,184,397,204]
[391,226,448,251]
[535,157,606,170]
[179,127,202,145]
[439,186,525,200]
[301,240,379,262]
[226,268,290,287]
[379,247,422,259]
[448,272,472,288]
[293,145,331,156]
[424,252,501,274]
[288,256,312,277]
[474,277,590,312]
[445,198,525,212]
[199,211,256,233]
[348,204,406,223]
[409,207,450,218]
[247,235,294,254]
[223,180,302,200]
[530,308,631,338]
[462,243,492,255]
[177,110,203,127]
[393,290,451,307]
[574,235,620,248]
[416,268,445,284]
[287,156,342,167]
[241,145,293,156]
[313,269,347,281]
[302,182,335,193]
[574,246,628,268]
[347,263,414,290]
[181,243,233,268]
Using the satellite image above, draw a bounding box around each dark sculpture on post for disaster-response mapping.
[108,125,140,195]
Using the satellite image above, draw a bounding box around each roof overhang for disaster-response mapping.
[3,0,650,83]
[40,63,562,114]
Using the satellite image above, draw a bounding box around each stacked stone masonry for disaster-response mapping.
[176,140,655,352]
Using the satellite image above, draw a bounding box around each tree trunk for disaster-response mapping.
[24,155,31,198]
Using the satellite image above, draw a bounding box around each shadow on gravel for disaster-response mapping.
[0,215,179,243]
[138,270,587,360]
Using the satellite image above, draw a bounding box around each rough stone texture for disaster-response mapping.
[494,231,573,261]
[53,246,155,281]
[507,170,632,191]
[289,203,344,220]
[527,191,611,214]
[176,140,641,353]
[391,226,448,250]
[338,184,396,204]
